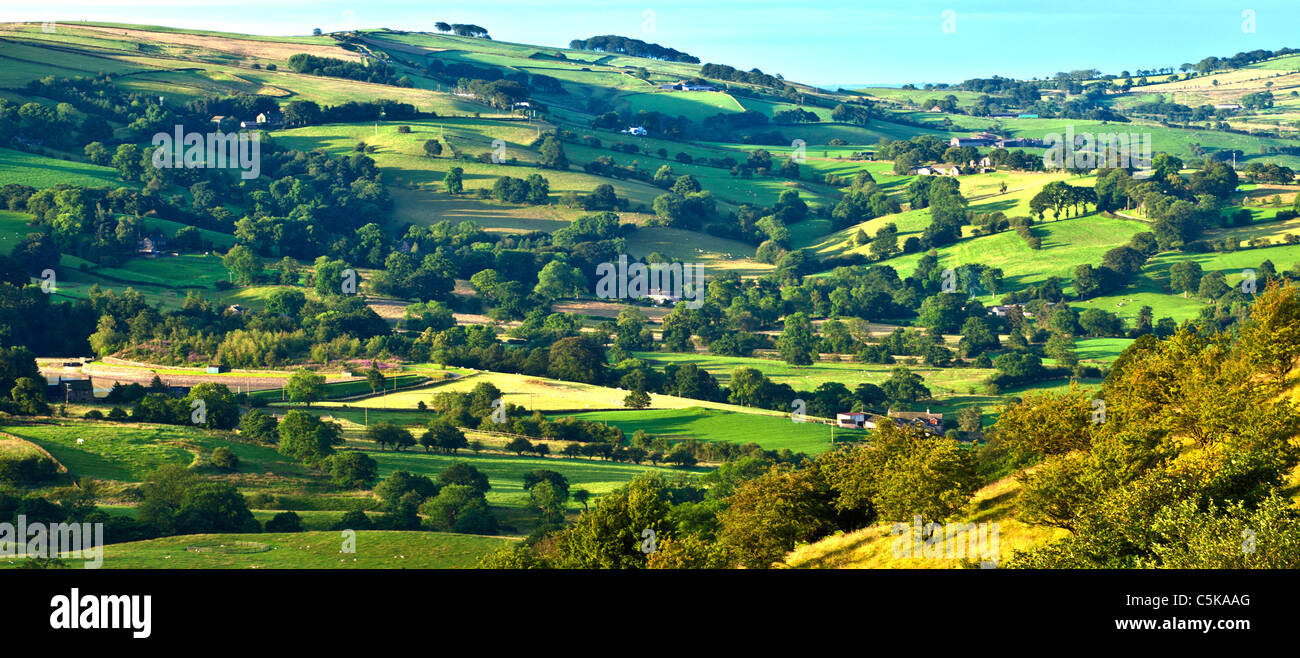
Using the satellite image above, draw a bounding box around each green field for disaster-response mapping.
[0,147,121,188]
[363,449,700,509]
[77,530,515,569]
[563,407,856,455]
[0,421,298,484]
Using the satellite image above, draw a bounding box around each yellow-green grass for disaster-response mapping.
[93,252,231,288]
[616,90,745,121]
[61,21,338,44]
[856,87,990,106]
[391,188,575,234]
[792,170,1080,255]
[0,421,300,484]
[632,351,994,398]
[363,449,699,509]
[0,147,120,188]
[562,407,855,455]
[0,435,46,460]
[1203,211,1300,247]
[785,475,1069,568]
[0,38,147,78]
[559,140,834,209]
[79,359,357,382]
[341,370,790,419]
[272,120,671,207]
[139,216,237,248]
[820,213,1148,298]
[1071,242,1300,323]
[67,530,515,569]
[250,373,436,403]
[624,226,772,276]
[0,210,36,254]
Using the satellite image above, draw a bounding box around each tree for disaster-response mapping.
[444,167,464,195]
[10,377,50,416]
[1169,261,1203,298]
[438,461,491,495]
[624,389,651,409]
[265,511,304,533]
[367,421,415,451]
[221,245,262,285]
[776,312,817,366]
[523,469,571,499]
[239,409,279,444]
[420,484,497,533]
[991,385,1095,457]
[573,488,591,511]
[365,367,385,394]
[547,474,674,568]
[881,366,930,406]
[175,481,259,534]
[184,383,239,430]
[327,452,378,489]
[528,479,566,525]
[957,316,999,358]
[538,137,569,170]
[374,470,439,510]
[421,419,467,454]
[506,437,533,455]
[111,144,143,181]
[533,260,585,300]
[718,465,834,569]
[285,369,325,406]
[277,410,341,462]
[548,337,606,384]
[423,139,443,157]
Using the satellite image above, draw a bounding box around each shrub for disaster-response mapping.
[0,454,59,485]
[264,511,304,533]
[209,447,239,471]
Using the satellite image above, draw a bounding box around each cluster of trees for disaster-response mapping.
[454,78,529,110]
[568,35,699,63]
[434,22,490,38]
[990,281,1300,567]
[286,54,410,87]
[480,419,978,569]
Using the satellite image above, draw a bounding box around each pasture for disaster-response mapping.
[80,530,514,569]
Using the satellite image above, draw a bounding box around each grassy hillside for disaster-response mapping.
[784,474,1069,568]
[73,530,515,569]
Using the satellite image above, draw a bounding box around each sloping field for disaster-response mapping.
[74,530,514,569]
[784,475,1069,568]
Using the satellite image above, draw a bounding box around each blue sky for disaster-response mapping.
[14,1,1300,86]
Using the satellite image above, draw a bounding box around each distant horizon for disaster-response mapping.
[11,1,1300,86]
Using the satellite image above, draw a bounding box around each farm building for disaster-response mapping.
[913,164,960,176]
[888,409,944,433]
[645,288,681,305]
[256,111,284,127]
[205,364,228,374]
[950,132,1000,148]
[47,377,94,403]
[836,412,878,429]
[1214,103,1243,111]
[657,81,718,92]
